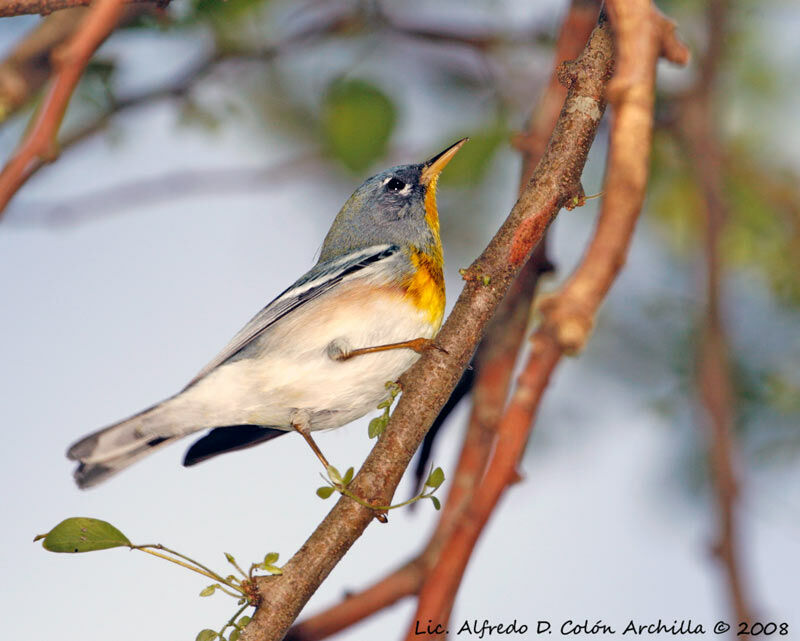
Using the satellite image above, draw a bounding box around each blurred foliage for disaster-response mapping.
[321,78,397,173]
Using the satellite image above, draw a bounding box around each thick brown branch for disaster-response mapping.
[0,0,126,215]
[408,1,689,634]
[240,16,614,641]
[0,0,161,17]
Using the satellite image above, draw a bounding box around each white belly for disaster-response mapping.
[174,283,438,432]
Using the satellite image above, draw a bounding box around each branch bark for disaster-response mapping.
[240,13,616,641]
[407,1,689,634]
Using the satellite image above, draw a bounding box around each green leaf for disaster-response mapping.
[199,584,218,597]
[425,467,445,490]
[196,630,218,641]
[431,496,441,511]
[316,486,335,499]
[343,467,355,485]
[229,629,240,641]
[326,465,342,484]
[368,416,387,439]
[263,552,279,565]
[322,78,397,172]
[38,517,131,553]
[237,616,251,627]
[264,564,283,575]
[225,552,236,564]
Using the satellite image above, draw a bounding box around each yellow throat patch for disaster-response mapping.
[403,177,445,327]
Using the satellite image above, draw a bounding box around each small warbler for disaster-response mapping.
[68,138,467,488]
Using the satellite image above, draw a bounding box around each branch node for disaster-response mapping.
[655,9,691,66]
[564,183,587,210]
[536,293,594,355]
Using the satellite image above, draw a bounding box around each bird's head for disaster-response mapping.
[318,138,468,262]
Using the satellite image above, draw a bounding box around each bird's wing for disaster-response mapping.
[185,244,400,387]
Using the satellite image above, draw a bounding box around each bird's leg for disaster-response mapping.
[290,409,388,523]
[331,337,444,361]
[290,410,330,469]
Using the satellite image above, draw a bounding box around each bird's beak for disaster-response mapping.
[420,137,469,186]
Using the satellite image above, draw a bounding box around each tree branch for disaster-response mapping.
[0,0,126,215]
[407,1,689,633]
[240,11,615,641]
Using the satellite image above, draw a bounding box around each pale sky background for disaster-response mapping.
[1,2,799,640]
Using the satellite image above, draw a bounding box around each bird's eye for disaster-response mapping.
[386,177,406,192]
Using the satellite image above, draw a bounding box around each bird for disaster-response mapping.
[67,138,467,489]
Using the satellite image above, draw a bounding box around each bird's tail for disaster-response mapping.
[67,402,182,489]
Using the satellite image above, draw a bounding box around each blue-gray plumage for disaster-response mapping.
[67,139,467,488]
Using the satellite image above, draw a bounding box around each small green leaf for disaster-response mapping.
[264,564,283,575]
[229,630,240,641]
[326,465,342,484]
[316,486,335,499]
[343,467,355,485]
[431,496,441,511]
[263,552,279,566]
[199,584,218,597]
[425,467,445,490]
[322,78,397,172]
[368,416,387,439]
[196,630,218,641]
[38,517,131,553]
[238,616,251,627]
[225,552,236,564]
